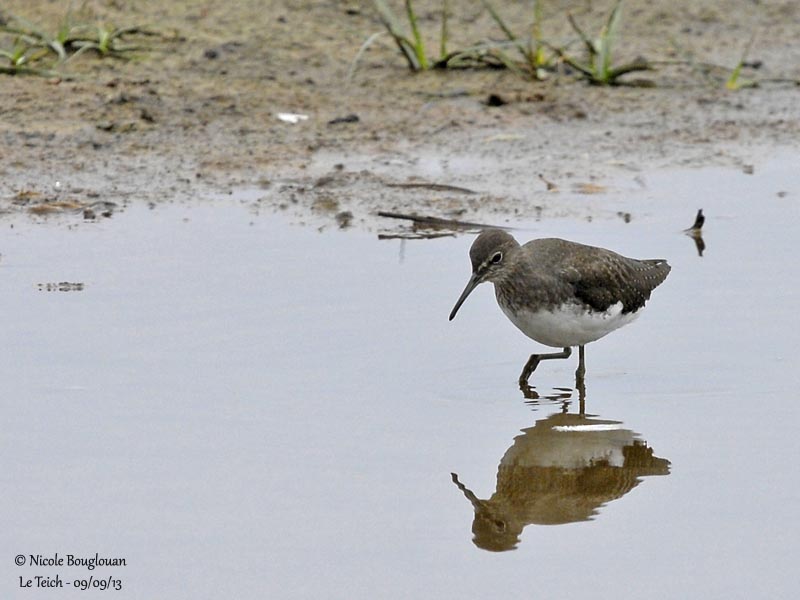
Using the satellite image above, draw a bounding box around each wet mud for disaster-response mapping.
[1,0,799,230]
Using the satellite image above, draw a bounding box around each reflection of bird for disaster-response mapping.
[452,412,670,552]
[449,229,670,387]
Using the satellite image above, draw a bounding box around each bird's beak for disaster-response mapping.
[449,272,481,321]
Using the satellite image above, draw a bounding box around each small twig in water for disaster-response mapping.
[377,211,508,231]
[378,232,456,240]
[684,209,706,257]
[384,182,477,194]
[686,208,705,232]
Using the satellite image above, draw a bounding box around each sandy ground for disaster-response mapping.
[1,0,798,230]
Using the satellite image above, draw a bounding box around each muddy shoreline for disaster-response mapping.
[1,1,798,229]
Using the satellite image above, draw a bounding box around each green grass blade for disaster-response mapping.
[483,0,534,69]
[48,39,67,62]
[598,1,622,81]
[531,0,544,68]
[607,60,650,81]
[347,31,385,82]
[545,41,594,78]
[567,11,596,58]
[7,14,48,40]
[482,0,516,43]
[405,0,428,69]
[372,0,420,69]
[488,46,527,78]
[726,33,755,90]
[439,0,449,60]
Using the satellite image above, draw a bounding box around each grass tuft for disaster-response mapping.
[0,10,153,78]
[366,0,553,77]
[365,1,780,91]
[553,1,651,85]
[482,0,552,80]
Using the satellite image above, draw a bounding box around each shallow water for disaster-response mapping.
[1,159,798,599]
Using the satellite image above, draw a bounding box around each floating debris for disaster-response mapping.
[538,174,558,191]
[335,210,353,229]
[574,182,607,194]
[328,114,359,125]
[384,182,477,194]
[25,199,117,217]
[28,200,85,215]
[378,231,456,240]
[685,208,705,232]
[684,209,706,257]
[377,211,507,232]
[37,282,85,292]
[276,112,309,124]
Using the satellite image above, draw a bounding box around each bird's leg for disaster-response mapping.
[574,346,586,411]
[575,345,586,381]
[518,347,572,386]
[575,345,586,413]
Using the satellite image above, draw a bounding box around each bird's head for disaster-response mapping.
[449,229,519,321]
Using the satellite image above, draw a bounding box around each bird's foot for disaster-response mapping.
[518,355,542,386]
[518,347,573,386]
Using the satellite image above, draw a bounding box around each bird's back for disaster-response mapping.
[516,238,671,314]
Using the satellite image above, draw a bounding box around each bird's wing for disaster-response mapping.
[561,250,671,314]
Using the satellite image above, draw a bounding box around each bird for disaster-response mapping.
[449,229,670,388]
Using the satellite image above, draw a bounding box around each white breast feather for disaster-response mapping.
[500,301,639,348]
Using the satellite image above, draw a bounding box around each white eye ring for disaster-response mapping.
[490,252,503,264]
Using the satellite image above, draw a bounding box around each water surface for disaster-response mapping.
[1,160,798,599]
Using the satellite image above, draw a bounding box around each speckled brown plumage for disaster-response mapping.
[466,229,670,315]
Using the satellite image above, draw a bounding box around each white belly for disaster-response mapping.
[500,301,639,348]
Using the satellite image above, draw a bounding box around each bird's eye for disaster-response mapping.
[490,252,503,264]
